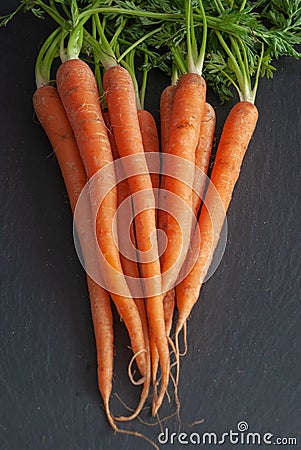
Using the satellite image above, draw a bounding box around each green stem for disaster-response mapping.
[92,14,102,94]
[67,24,84,59]
[109,19,127,52]
[140,52,149,110]
[60,2,71,20]
[239,0,248,12]
[171,44,187,75]
[238,36,251,87]
[185,0,195,73]
[120,50,141,109]
[0,3,23,27]
[212,0,225,14]
[250,42,264,104]
[91,14,117,69]
[196,0,207,74]
[230,36,249,84]
[171,63,179,85]
[117,26,163,64]
[35,27,61,88]
[116,37,161,59]
[185,0,207,75]
[215,30,246,100]
[35,0,66,26]
[218,67,240,94]
[78,7,182,22]
[49,0,60,19]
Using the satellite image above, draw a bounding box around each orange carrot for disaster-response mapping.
[56,59,147,378]
[155,75,206,385]
[103,111,145,299]
[103,65,169,414]
[150,288,175,399]
[151,86,177,392]
[157,85,177,249]
[32,84,114,428]
[33,85,87,212]
[137,109,160,193]
[160,85,177,164]
[104,111,151,419]
[176,101,259,338]
[192,102,216,218]
[160,73,206,294]
[108,108,160,408]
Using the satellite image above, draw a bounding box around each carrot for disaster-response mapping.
[160,73,206,293]
[103,64,169,415]
[137,109,160,193]
[32,83,115,429]
[151,85,177,393]
[192,102,216,218]
[33,85,87,212]
[175,101,259,338]
[159,85,177,166]
[56,58,147,378]
[109,104,160,408]
[157,85,177,255]
[104,111,151,420]
[150,287,175,401]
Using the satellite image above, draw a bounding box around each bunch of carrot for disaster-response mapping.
[2,0,301,447]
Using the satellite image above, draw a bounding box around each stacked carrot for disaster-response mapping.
[2,0,301,447]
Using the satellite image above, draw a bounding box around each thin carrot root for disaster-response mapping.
[137,410,177,427]
[151,367,170,417]
[115,353,151,422]
[179,322,188,357]
[188,418,205,427]
[174,326,182,388]
[114,377,150,422]
[127,349,147,386]
[169,369,182,432]
[104,401,160,450]
[114,393,178,428]
[114,392,152,413]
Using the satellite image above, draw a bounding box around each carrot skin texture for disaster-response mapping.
[153,86,177,384]
[104,111,149,341]
[151,289,175,386]
[56,59,146,377]
[103,65,169,414]
[33,85,88,212]
[176,101,259,331]
[158,85,177,257]
[107,109,157,403]
[161,73,206,293]
[87,276,114,404]
[33,84,114,416]
[137,109,160,191]
[192,102,216,218]
[160,85,177,162]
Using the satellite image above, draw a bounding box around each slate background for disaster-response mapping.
[0,2,300,449]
